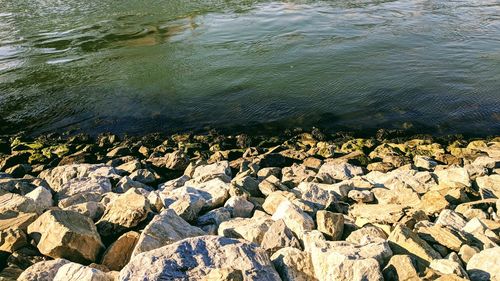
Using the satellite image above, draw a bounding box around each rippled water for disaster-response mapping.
[1,0,499,136]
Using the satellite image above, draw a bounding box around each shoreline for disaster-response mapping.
[1,129,499,280]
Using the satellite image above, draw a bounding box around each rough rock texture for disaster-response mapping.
[96,188,150,238]
[316,210,344,241]
[101,231,140,271]
[132,209,205,256]
[271,247,316,281]
[272,200,315,239]
[17,258,71,281]
[53,262,112,281]
[261,220,301,254]
[388,224,442,264]
[120,236,281,281]
[219,216,274,244]
[466,247,500,281]
[27,210,104,263]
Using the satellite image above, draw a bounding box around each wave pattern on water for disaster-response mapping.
[0,0,499,136]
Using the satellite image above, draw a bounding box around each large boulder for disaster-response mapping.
[56,177,112,203]
[39,164,120,191]
[388,224,441,264]
[190,161,232,183]
[315,161,364,183]
[17,258,71,281]
[261,220,301,255]
[0,211,37,231]
[382,255,420,281]
[0,228,27,253]
[119,236,281,281]
[435,167,470,188]
[218,216,274,244]
[96,188,150,239]
[466,247,500,281]
[131,209,205,256]
[27,210,104,263]
[0,192,39,213]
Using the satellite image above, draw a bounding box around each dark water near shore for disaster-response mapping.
[1,0,500,136]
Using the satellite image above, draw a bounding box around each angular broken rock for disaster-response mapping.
[191,161,232,183]
[0,211,37,231]
[346,224,388,244]
[415,222,467,252]
[219,216,274,244]
[388,224,442,264]
[101,231,140,271]
[17,258,71,281]
[476,174,500,199]
[120,236,281,281]
[382,254,420,281]
[168,192,206,222]
[272,200,315,239]
[0,228,27,253]
[435,167,470,188]
[27,209,104,263]
[56,176,112,203]
[224,195,254,218]
[466,247,500,281]
[316,210,344,241]
[96,188,150,239]
[40,164,119,191]
[261,220,301,255]
[315,161,364,183]
[435,209,467,231]
[25,186,53,211]
[430,259,468,278]
[0,192,39,214]
[132,209,204,256]
[53,262,112,281]
[271,247,316,281]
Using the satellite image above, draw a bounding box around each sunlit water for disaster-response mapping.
[1,0,499,136]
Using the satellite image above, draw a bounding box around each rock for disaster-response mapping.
[282,164,316,186]
[365,169,436,194]
[430,259,468,278]
[419,190,450,215]
[435,209,467,231]
[415,222,467,252]
[56,176,112,202]
[164,150,190,170]
[5,164,31,178]
[64,202,104,221]
[17,258,70,281]
[261,220,301,255]
[129,169,156,184]
[191,161,231,183]
[27,210,104,263]
[115,176,151,193]
[257,167,282,180]
[0,229,27,253]
[435,167,470,188]
[271,247,316,281]
[54,262,112,281]
[224,196,254,218]
[0,192,39,213]
[196,207,231,232]
[349,204,417,226]
[96,188,150,239]
[296,182,337,211]
[414,155,438,170]
[25,186,53,211]
[382,254,420,281]
[458,244,480,264]
[388,224,442,264]
[232,175,261,197]
[259,175,288,196]
[40,164,119,191]
[272,200,315,239]
[120,236,281,281]
[262,191,298,215]
[101,231,140,271]
[319,256,384,281]
[0,211,37,231]
[348,190,374,203]
[132,209,204,256]
[346,225,388,244]
[476,174,500,199]
[169,192,206,222]
[466,247,500,281]
[316,211,344,241]
[219,216,274,244]
[116,159,141,174]
[315,161,364,183]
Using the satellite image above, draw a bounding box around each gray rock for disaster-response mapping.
[316,211,344,241]
[53,262,112,281]
[39,164,119,191]
[261,220,301,255]
[219,216,274,244]
[271,247,316,281]
[25,186,53,211]
[129,169,156,184]
[224,196,254,218]
[120,236,281,281]
[17,258,71,281]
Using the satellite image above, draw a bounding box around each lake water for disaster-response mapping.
[1,0,499,136]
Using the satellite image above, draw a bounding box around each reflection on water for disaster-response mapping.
[0,0,499,136]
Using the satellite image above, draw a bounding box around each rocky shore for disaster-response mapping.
[0,130,499,281]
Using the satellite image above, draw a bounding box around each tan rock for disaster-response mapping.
[96,188,150,238]
[316,211,344,241]
[272,200,315,239]
[476,174,500,199]
[415,222,467,252]
[435,168,470,188]
[466,247,500,281]
[271,247,317,281]
[27,209,104,263]
[219,216,274,244]
[101,231,140,271]
[0,192,39,213]
[388,224,442,264]
[0,211,37,231]
[419,190,450,215]
[132,209,204,256]
[261,220,301,255]
[382,255,420,281]
[0,228,27,253]
[346,224,388,244]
